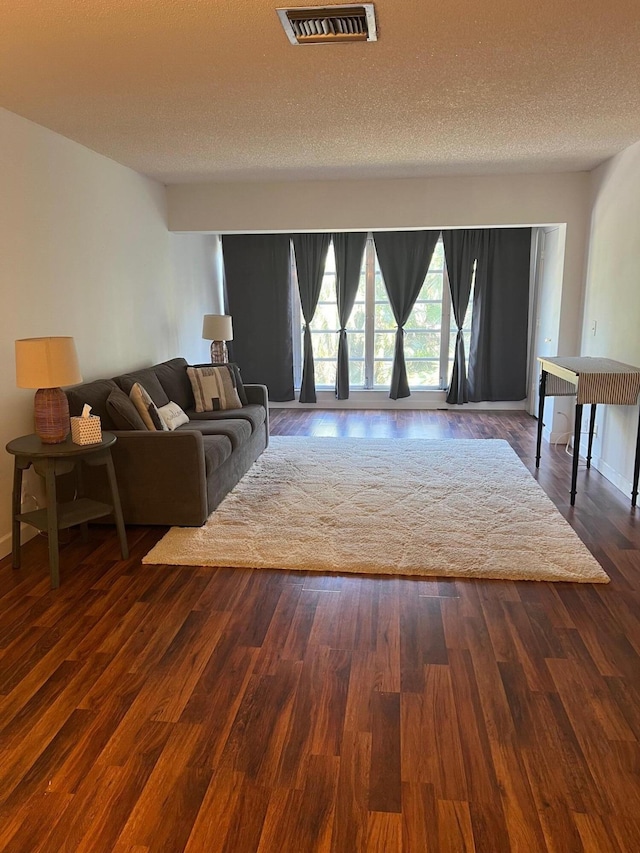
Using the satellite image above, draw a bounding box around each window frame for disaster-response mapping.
[291,233,464,393]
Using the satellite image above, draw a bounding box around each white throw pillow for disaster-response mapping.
[157,401,190,431]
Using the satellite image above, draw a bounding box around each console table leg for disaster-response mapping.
[11,462,23,570]
[632,406,640,508]
[586,404,597,470]
[571,403,583,506]
[44,461,60,589]
[105,453,129,560]
[536,370,547,468]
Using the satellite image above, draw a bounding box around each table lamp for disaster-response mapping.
[15,336,82,444]
[202,314,233,363]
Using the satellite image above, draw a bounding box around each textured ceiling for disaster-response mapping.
[2,1,640,183]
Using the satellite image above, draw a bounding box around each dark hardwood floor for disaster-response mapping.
[1,409,639,852]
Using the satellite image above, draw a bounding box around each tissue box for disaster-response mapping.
[70,415,102,445]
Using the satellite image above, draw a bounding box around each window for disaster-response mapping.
[292,234,474,392]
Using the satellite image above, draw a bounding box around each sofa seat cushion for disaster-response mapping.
[186,404,266,432]
[202,434,233,474]
[67,379,120,429]
[116,367,170,408]
[177,418,251,450]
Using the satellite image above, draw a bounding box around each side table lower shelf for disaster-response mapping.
[16,498,115,532]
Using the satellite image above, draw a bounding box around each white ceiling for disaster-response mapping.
[2,1,640,184]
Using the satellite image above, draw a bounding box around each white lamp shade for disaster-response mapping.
[202,314,233,341]
[15,336,82,389]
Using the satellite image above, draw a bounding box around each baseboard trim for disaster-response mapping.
[547,428,572,445]
[590,455,633,500]
[270,391,527,411]
[0,526,38,561]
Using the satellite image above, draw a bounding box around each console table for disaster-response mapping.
[536,356,640,506]
[6,432,129,588]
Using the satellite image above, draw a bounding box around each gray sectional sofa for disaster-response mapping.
[66,357,268,526]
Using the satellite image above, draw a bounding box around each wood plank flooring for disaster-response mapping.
[1,409,639,852]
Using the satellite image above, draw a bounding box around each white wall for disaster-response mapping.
[169,232,225,364]
[580,139,640,495]
[0,109,217,558]
[167,173,590,235]
[528,227,577,441]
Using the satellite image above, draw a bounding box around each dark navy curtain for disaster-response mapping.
[333,233,367,399]
[222,234,294,402]
[373,230,441,399]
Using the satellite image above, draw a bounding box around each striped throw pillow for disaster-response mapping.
[187,365,243,412]
[129,382,169,430]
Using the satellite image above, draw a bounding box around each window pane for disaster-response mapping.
[318,275,335,304]
[422,273,443,301]
[404,331,441,358]
[324,244,336,274]
[348,332,365,358]
[406,360,441,387]
[349,361,365,387]
[408,301,442,330]
[312,303,339,330]
[374,360,393,387]
[311,332,338,359]
[375,302,396,329]
[375,270,387,301]
[448,334,456,360]
[314,360,336,387]
[348,303,366,331]
[432,240,445,269]
[374,332,395,359]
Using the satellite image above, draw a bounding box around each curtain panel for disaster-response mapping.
[221,234,294,402]
[292,233,331,403]
[442,229,485,404]
[468,227,532,401]
[373,230,441,399]
[333,232,367,399]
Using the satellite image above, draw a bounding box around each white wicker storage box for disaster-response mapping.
[70,415,102,445]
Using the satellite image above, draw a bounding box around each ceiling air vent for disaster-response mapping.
[277,4,377,45]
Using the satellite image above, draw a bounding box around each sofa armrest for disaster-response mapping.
[244,384,269,444]
[102,430,208,526]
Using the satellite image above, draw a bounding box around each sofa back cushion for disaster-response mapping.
[106,387,147,430]
[116,367,170,407]
[153,358,194,411]
[66,379,120,429]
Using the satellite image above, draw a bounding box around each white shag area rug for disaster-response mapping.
[143,437,609,583]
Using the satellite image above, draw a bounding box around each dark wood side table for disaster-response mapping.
[6,431,129,589]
